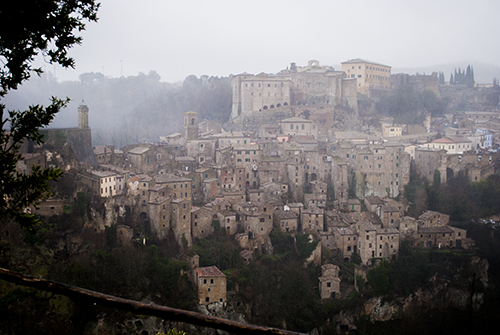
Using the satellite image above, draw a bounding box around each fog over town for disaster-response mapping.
[2,1,500,334]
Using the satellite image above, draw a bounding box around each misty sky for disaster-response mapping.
[48,0,500,83]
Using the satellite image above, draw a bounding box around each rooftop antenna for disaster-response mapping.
[120,60,123,77]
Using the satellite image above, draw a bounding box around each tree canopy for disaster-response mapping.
[376,85,445,124]
[0,1,100,229]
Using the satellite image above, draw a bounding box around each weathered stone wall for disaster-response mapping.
[41,128,94,164]
[391,72,440,96]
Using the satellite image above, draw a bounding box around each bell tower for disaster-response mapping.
[184,111,199,140]
[78,104,89,129]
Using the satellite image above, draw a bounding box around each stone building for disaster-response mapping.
[413,148,447,185]
[191,204,217,240]
[341,58,391,96]
[375,227,399,260]
[234,202,273,242]
[217,210,238,235]
[79,170,117,198]
[186,137,217,165]
[231,60,358,120]
[334,226,359,261]
[171,198,192,247]
[331,156,348,202]
[418,210,450,227]
[301,207,325,234]
[415,226,455,249]
[280,117,319,138]
[399,216,419,239]
[380,205,402,229]
[148,195,170,237]
[343,141,410,199]
[128,146,155,173]
[195,266,227,305]
[381,121,403,138]
[273,209,299,232]
[154,173,192,201]
[94,145,113,164]
[319,264,341,300]
[39,104,94,164]
[423,136,473,154]
[184,111,199,140]
[357,222,377,264]
[16,153,46,175]
[30,199,64,219]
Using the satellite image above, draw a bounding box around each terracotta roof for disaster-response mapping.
[92,170,116,178]
[155,173,191,183]
[93,145,111,155]
[419,210,443,220]
[128,146,150,154]
[196,266,225,277]
[322,264,339,271]
[341,58,391,67]
[418,226,454,234]
[365,195,384,205]
[21,153,42,160]
[274,210,298,220]
[336,226,357,235]
[376,227,399,234]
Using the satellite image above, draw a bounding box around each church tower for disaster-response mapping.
[184,111,199,140]
[78,104,89,129]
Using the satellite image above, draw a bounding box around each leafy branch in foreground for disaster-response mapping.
[0,99,68,230]
[0,1,100,229]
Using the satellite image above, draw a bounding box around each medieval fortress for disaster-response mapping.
[231,60,364,120]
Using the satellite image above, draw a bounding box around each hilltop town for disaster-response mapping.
[2,59,500,333]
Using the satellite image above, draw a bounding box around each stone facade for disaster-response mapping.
[231,60,357,120]
[274,209,299,232]
[319,264,341,300]
[341,58,391,96]
[195,266,227,305]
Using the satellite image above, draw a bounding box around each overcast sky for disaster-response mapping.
[49,0,500,83]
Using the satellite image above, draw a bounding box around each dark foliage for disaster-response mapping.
[406,174,500,221]
[0,0,99,229]
[377,85,445,124]
[193,233,243,271]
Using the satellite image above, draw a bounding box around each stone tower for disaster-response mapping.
[78,104,89,129]
[184,111,199,140]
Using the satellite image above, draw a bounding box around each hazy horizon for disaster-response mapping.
[33,0,500,84]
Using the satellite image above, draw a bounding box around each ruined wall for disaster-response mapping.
[391,73,440,96]
[41,128,94,164]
